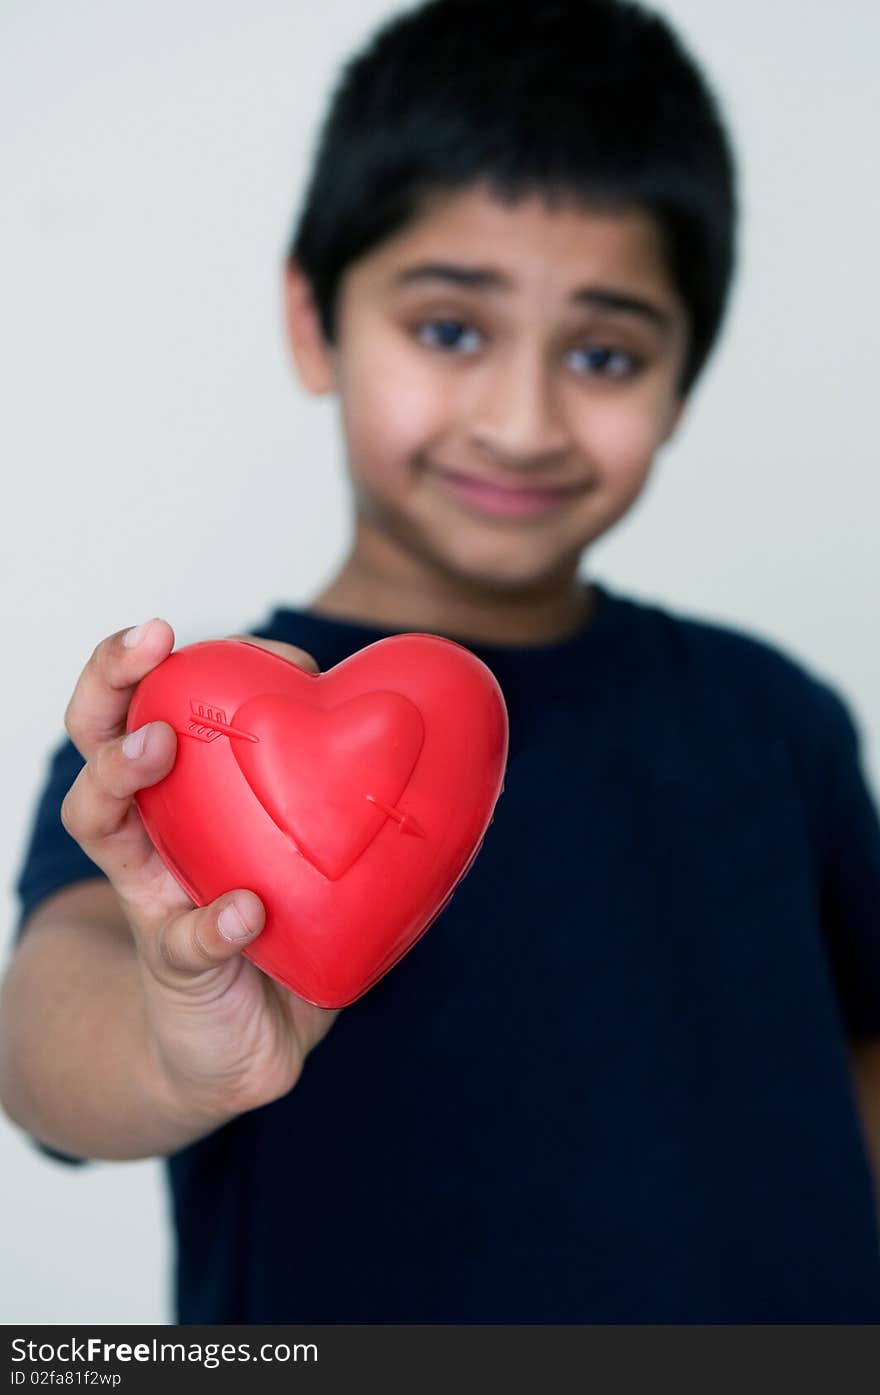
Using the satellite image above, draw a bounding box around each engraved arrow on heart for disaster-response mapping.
[175,698,426,837]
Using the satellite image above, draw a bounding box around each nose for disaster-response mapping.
[467,347,570,471]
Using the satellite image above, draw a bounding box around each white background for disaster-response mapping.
[1,0,878,1322]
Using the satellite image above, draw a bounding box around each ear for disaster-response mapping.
[282,258,337,395]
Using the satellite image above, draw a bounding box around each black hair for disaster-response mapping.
[289,0,737,395]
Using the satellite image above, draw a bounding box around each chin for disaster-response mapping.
[430,537,580,595]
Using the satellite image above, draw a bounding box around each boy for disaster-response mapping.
[3,0,880,1322]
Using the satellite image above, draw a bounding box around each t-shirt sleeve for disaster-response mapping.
[12,733,105,943]
[9,732,107,1167]
[810,681,880,1043]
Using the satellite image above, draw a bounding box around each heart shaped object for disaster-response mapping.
[127,634,508,1007]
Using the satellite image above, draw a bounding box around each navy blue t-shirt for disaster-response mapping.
[11,581,880,1321]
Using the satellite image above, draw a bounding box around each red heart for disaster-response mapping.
[127,634,508,1007]
[230,691,426,881]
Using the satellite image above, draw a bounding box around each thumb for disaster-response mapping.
[146,890,266,982]
[216,895,265,946]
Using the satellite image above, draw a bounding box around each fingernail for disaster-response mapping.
[123,724,150,759]
[218,903,253,942]
[124,619,155,648]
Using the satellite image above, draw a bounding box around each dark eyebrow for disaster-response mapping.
[392,262,670,329]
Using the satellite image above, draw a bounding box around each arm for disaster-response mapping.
[848,1038,880,1223]
[804,679,880,1218]
[0,880,213,1160]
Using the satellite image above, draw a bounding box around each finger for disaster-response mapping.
[60,719,181,901]
[65,619,175,764]
[225,635,320,674]
[147,888,266,985]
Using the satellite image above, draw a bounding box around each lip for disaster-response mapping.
[429,464,589,519]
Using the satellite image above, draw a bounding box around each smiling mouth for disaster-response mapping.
[428,463,590,519]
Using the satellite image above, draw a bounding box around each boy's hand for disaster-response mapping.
[59,619,339,1139]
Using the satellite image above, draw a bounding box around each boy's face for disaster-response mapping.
[286,183,689,594]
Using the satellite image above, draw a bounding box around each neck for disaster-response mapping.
[307,516,595,646]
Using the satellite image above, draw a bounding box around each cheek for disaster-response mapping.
[338,330,448,474]
[582,396,669,494]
